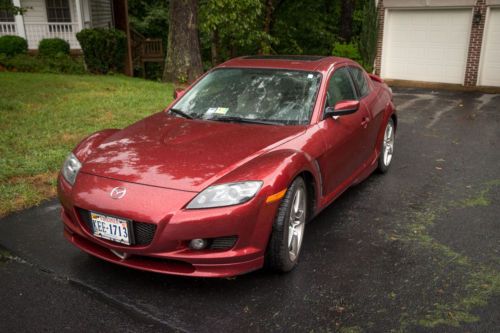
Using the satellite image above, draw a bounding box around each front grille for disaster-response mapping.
[76,208,157,246]
[208,236,238,250]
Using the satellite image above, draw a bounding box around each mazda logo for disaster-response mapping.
[110,187,127,199]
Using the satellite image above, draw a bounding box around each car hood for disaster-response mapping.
[80,112,306,192]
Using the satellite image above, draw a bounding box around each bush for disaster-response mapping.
[332,41,372,72]
[0,35,28,57]
[76,28,127,74]
[332,41,362,63]
[38,38,70,57]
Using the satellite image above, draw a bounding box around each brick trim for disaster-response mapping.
[374,0,385,76]
[464,0,487,86]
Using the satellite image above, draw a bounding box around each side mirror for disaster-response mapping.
[325,100,360,118]
[174,88,185,99]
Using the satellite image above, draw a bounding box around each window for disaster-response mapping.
[350,66,370,98]
[172,68,322,125]
[326,67,357,108]
[46,0,71,22]
[0,0,15,22]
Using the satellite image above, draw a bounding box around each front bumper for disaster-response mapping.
[58,172,279,277]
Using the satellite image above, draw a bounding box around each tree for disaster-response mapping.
[163,0,203,84]
[339,0,354,42]
[199,0,266,65]
[358,0,378,71]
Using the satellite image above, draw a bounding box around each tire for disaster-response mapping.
[377,118,395,173]
[266,177,307,272]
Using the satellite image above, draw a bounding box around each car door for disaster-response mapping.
[317,66,372,198]
[349,66,384,163]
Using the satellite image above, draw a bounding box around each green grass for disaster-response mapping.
[0,72,173,217]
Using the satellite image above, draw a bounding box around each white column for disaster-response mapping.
[75,0,83,31]
[12,0,26,39]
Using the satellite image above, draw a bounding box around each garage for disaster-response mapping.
[479,8,500,87]
[381,9,472,84]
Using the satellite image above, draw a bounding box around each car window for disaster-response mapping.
[350,66,370,97]
[172,68,322,125]
[326,67,357,108]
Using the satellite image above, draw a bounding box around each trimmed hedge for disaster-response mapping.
[38,38,70,57]
[76,28,127,74]
[0,35,28,57]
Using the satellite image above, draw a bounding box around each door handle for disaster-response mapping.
[361,117,370,128]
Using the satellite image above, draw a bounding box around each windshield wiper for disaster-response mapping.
[208,116,283,126]
[169,108,194,119]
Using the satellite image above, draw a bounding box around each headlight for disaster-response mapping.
[187,181,263,209]
[61,152,82,186]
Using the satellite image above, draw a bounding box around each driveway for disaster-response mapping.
[0,88,499,332]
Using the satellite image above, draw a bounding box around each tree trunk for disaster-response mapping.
[163,0,203,84]
[260,0,274,54]
[340,0,354,42]
[211,29,220,66]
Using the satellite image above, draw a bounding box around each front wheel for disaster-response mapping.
[266,177,307,272]
[377,118,395,173]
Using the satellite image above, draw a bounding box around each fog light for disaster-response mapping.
[189,238,208,250]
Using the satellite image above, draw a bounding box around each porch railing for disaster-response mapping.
[0,23,16,36]
[25,22,80,49]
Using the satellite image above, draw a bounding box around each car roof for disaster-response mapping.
[218,55,354,73]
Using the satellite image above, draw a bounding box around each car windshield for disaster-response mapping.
[171,68,322,125]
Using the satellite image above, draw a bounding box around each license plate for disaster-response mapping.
[90,212,131,245]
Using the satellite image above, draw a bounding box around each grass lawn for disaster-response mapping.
[0,72,173,217]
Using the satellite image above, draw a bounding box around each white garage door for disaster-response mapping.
[479,8,500,87]
[381,9,472,84]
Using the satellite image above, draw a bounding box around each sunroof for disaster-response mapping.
[243,55,327,61]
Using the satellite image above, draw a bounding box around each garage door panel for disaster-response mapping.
[479,8,500,86]
[382,9,471,84]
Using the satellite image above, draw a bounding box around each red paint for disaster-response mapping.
[58,56,396,277]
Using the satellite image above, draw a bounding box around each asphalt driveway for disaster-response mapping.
[0,88,499,332]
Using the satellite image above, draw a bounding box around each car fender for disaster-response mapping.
[73,129,120,163]
[215,149,322,212]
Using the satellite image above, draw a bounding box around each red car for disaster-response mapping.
[58,55,396,277]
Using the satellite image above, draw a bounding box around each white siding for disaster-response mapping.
[90,0,113,28]
[21,0,47,23]
[21,0,78,23]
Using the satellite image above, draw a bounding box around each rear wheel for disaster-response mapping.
[266,177,307,272]
[377,118,395,173]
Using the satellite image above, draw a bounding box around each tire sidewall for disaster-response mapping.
[378,118,395,173]
[266,177,307,272]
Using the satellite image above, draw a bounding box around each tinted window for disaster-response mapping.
[46,0,71,22]
[0,0,14,22]
[173,68,322,125]
[350,67,370,97]
[326,67,357,108]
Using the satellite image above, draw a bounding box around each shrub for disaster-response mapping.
[0,35,28,57]
[76,28,127,74]
[38,38,70,57]
[332,41,362,63]
[358,0,378,73]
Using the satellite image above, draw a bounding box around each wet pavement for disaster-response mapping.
[0,88,499,332]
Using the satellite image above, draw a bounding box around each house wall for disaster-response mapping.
[90,0,113,28]
[21,0,78,24]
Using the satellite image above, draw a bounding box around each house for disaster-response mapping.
[374,0,500,88]
[0,0,133,74]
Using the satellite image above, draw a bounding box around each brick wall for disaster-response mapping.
[374,0,488,87]
[464,0,487,86]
